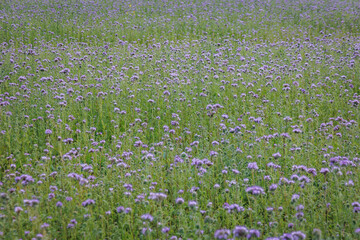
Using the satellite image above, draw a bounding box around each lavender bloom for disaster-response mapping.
[223,203,245,213]
[188,200,198,209]
[141,214,153,222]
[67,224,75,229]
[41,223,50,229]
[292,231,306,239]
[82,199,95,207]
[246,186,265,195]
[117,206,131,214]
[248,162,259,170]
[148,192,167,201]
[45,129,52,134]
[247,229,261,239]
[1,2,359,238]
[269,184,278,191]
[320,168,330,175]
[291,194,300,202]
[233,226,248,238]
[116,206,125,213]
[141,228,152,235]
[214,229,231,239]
[14,207,23,213]
[60,68,70,74]
[272,152,281,159]
[66,197,73,202]
[24,199,40,207]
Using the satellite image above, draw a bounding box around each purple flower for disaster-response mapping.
[223,203,245,213]
[291,194,300,202]
[82,199,95,207]
[175,198,184,204]
[24,199,40,206]
[67,224,75,229]
[247,229,261,239]
[269,184,278,191]
[66,197,73,202]
[188,200,198,208]
[320,168,330,175]
[116,206,131,214]
[272,152,281,159]
[48,193,55,199]
[116,206,125,213]
[41,223,50,228]
[214,229,231,239]
[45,129,52,134]
[148,192,167,201]
[14,206,23,213]
[141,228,152,235]
[291,231,306,239]
[293,128,302,134]
[246,186,265,195]
[210,151,218,157]
[141,214,153,222]
[247,162,259,170]
[60,68,70,74]
[233,226,248,238]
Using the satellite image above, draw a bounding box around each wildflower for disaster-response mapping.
[66,197,73,202]
[188,200,198,209]
[233,226,248,238]
[246,186,265,195]
[320,168,330,175]
[24,199,40,206]
[214,229,231,239]
[272,152,281,159]
[292,231,306,239]
[41,223,50,229]
[175,198,184,204]
[148,192,167,201]
[291,194,300,202]
[141,228,152,235]
[14,207,23,213]
[269,184,278,191]
[82,199,95,207]
[247,229,261,239]
[45,129,52,134]
[141,214,153,222]
[67,223,75,229]
[247,162,259,170]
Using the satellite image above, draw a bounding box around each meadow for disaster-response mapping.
[1,0,360,239]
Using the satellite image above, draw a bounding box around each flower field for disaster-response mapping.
[1,0,360,239]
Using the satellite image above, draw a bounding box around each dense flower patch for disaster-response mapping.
[1,0,360,239]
